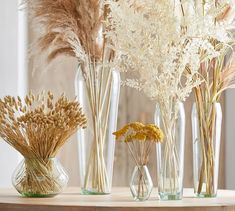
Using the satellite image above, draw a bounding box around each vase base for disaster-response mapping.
[81,188,110,195]
[133,196,149,202]
[159,192,182,200]
[19,192,57,198]
[195,193,217,198]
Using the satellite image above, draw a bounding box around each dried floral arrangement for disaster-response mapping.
[106,0,235,197]
[113,122,164,164]
[106,0,234,106]
[24,0,109,63]
[23,0,118,193]
[0,92,87,196]
[113,122,164,200]
[190,2,235,196]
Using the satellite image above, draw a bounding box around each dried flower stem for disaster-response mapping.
[158,100,181,196]
[79,61,114,193]
[194,44,235,195]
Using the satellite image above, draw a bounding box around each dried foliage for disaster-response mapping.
[24,0,109,63]
[0,92,87,196]
[189,1,235,197]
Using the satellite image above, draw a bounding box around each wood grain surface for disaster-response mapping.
[0,188,234,211]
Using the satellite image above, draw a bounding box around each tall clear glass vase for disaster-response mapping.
[75,62,120,195]
[192,102,222,198]
[155,102,185,200]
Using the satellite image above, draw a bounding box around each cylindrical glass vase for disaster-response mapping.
[12,158,68,197]
[75,62,120,195]
[130,165,153,201]
[192,102,222,198]
[155,102,185,200]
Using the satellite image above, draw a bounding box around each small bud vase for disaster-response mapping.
[130,165,153,201]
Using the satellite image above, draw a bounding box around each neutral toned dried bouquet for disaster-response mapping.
[113,122,164,200]
[106,0,235,197]
[24,0,109,63]
[106,0,234,105]
[0,92,87,196]
[23,0,118,194]
[191,1,235,196]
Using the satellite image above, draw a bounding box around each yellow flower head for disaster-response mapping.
[113,122,164,143]
[144,124,164,143]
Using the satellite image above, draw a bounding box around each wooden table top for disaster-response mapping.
[0,187,235,211]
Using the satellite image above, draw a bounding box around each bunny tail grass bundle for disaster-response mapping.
[0,91,87,196]
[24,0,109,63]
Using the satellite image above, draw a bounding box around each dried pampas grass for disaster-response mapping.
[24,0,108,63]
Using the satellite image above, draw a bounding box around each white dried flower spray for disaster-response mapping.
[106,1,235,197]
[106,0,235,114]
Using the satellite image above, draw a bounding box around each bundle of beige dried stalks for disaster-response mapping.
[24,0,109,63]
[0,91,87,196]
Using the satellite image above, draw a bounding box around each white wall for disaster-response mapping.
[0,0,27,187]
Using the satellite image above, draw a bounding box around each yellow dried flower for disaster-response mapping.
[144,124,164,143]
[113,122,164,143]
[113,122,144,141]
[113,122,164,168]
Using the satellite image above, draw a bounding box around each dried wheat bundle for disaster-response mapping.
[24,0,108,63]
[0,91,87,196]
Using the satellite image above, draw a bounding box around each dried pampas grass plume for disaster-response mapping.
[24,0,107,63]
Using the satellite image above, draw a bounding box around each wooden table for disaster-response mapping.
[0,187,235,211]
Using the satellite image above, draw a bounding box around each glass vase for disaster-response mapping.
[192,102,222,198]
[12,158,68,197]
[155,102,185,200]
[130,165,153,201]
[75,62,120,195]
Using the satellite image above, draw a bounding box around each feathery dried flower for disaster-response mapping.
[24,0,111,63]
[106,0,235,108]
